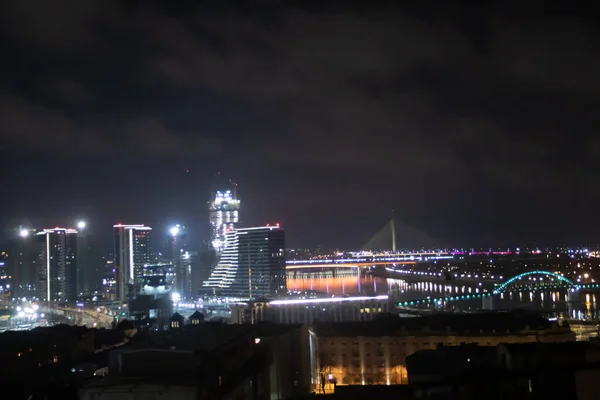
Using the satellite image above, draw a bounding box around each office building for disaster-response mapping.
[208,184,240,254]
[36,228,78,302]
[0,251,8,297]
[6,228,38,298]
[167,224,196,299]
[204,226,286,299]
[101,260,117,301]
[113,224,153,302]
[76,224,94,295]
[173,250,197,299]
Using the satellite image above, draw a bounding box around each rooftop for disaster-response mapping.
[311,310,564,337]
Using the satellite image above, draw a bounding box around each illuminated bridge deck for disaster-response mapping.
[286,253,452,269]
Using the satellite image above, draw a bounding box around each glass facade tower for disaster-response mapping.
[113,224,153,302]
[36,228,78,302]
[203,226,286,299]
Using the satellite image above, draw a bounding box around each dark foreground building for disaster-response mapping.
[0,324,127,399]
[311,311,575,388]
[79,322,311,400]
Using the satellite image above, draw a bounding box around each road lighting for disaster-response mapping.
[77,221,86,229]
[170,225,180,237]
[19,229,29,238]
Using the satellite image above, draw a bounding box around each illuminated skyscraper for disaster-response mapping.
[36,228,78,302]
[113,224,153,302]
[203,226,286,299]
[209,180,240,254]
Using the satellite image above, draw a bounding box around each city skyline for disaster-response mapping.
[1,3,599,397]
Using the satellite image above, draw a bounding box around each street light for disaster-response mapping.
[171,292,181,303]
[19,229,29,238]
[170,225,180,237]
[77,221,86,229]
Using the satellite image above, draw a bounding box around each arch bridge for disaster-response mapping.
[492,270,575,294]
[397,270,600,308]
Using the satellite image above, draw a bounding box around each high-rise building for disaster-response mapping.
[173,250,197,299]
[0,251,8,297]
[102,260,117,301]
[209,183,240,254]
[203,226,286,299]
[113,224,153,302]
[6,228,38,298]
[36,228,78,302]
[74,222,100,296]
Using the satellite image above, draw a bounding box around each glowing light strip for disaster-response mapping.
[129,228,134,282]
[493,270,574,294]
[286,256,452,265]
[238,226,281,231]
[113,224,146,228]
[286,261,416,269]
[37,228,78,235]
[46,233,51,301]
[270,295,388,305]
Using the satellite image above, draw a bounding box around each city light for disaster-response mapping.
[171,292,181,303]
[270,295,388,306]
[77,221,86,229]
[19,229,29,238]
[170,225,180,237]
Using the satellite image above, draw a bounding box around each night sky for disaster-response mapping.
[1,1,599,251]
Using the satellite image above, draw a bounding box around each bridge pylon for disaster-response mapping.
[362,213,434,252]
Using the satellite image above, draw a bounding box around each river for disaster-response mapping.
[286,271,600,321]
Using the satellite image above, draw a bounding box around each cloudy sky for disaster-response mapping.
[0,1,598,250]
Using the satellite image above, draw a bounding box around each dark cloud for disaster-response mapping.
[0,92,222,157]
[0,1,598,248]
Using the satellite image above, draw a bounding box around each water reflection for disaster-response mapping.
[287,271,600,321]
